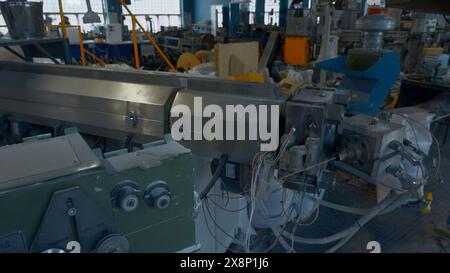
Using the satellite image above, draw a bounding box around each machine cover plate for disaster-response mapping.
[0,133,100,190]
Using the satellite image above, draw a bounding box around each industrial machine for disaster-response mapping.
[0,60,439,253]
[0,0,72,64]
[284,8,315,65]
[315,6,401,114]
[0,131,195,253]
[0,0,46,40]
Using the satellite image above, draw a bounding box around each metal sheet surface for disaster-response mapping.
[0,62,287,161]
[0,62,181,141]
[0,133,101,190]
[171,79,287,163]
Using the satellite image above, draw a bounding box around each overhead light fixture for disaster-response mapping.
[83,0,101,24]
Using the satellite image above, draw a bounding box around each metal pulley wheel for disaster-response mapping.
[96,234,130,253]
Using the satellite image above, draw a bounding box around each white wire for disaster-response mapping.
[273,128,295,165]
[432,112,450,123]
[246,130,330,252]
[398,114,442,177]
[246,151,267,252]
[245,130,294,253]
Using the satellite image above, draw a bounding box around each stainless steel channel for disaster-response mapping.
[0,61,182,143]
[0,61,287,163]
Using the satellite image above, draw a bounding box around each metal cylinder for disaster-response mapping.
[288,145,307,173]
[355,10,395,50]
[362,31,384,50]
[0,0,46,39]
[305,138,320,176]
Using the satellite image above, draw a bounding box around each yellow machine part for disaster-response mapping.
[422,47,444,55]
[228,71,264,83]
[284,36,310,66]
[177,53,201,71]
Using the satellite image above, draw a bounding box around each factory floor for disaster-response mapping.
[280,128,450,253]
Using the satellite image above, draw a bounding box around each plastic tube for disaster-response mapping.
[274,189,416,245]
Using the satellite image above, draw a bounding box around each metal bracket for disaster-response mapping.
[127,110,139,128]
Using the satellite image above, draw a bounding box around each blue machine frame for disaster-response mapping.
[315,51,401,114]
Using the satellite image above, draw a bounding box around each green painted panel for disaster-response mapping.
[0,153,195,253]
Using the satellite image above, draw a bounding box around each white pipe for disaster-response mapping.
[273,189,417,246]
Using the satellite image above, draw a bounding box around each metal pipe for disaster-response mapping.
[276,189,418,246]
[83,49,106,67]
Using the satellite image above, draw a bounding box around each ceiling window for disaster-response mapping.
[123,0,181,32]
[0,0,181,34]
[248,0,280,25]
[265,0,280,25]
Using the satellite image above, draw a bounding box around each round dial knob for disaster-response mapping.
[144,181,171,209]
[111,181,139,212]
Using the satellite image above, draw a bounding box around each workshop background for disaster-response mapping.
[0,0,449,254]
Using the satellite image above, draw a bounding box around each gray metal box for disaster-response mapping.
[336,114,405,184]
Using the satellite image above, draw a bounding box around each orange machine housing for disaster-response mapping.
[284,36,310,65]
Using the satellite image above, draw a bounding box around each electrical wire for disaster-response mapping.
[246,137,291,253]
[206,195,248,213]
[433,112,450,123]
[246,151,267,252]
[263,203,295,253]
[289,183,316,251]
[398,114,443,191]
[289,190,303,252]
[242,113,441,253]
[272,128,295,165]
[393,113,422,177]
[274,184,423,253]
[250,154,269,226]
[201,200,240,253]
[204,198,244,246]
[199,154,229,200]
[207,193,247,200]
[245,130,331,253]
[280,156,337,181]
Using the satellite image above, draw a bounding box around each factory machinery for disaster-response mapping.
[0,60,440,253]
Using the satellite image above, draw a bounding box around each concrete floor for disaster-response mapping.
[282,127,450,253]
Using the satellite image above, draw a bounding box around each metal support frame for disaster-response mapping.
[77,26,86,66]
[3,47,27,61]
[181,0,194,27]
[83,49,106,67]
[279,0,289,27]
[34,44,61,64]
[47,24,102,67]
[131,15,140,69]
[58,0,67,39]
[0,38,72,64]
[119,0,176,72]
[255,0,265,25]
[229,2,240,37]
